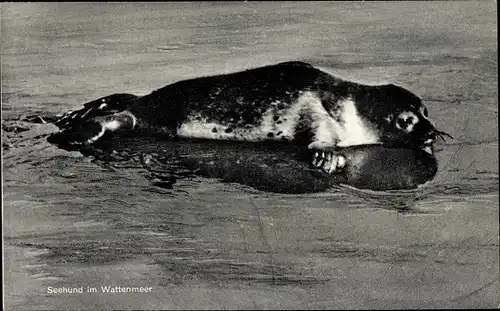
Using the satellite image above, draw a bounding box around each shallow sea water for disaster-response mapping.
[2,2,498,309]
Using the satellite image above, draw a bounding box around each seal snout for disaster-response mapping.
[423,127,453,145]
[419,127,453,154]
[423,130,437,144]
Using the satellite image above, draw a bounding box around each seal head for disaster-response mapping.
[354,83,451,154]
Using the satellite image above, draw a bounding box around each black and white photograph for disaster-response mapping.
[2,2,498,309]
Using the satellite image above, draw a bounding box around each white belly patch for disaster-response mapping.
[334,98,380,147]
[176,91,380,147]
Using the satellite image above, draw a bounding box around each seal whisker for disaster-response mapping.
[435,129,454,142]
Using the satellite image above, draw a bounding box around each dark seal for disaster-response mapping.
[48,61,451,177]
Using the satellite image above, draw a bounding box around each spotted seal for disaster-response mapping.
[48,61,451,174]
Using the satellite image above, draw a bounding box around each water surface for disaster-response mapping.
[2,2,498,309]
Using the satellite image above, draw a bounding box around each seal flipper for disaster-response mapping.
[48,110,137,150]
[54,93,139,130]
[48,120,106,149]
[48,93,139,149]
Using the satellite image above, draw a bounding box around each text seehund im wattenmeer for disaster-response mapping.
[47,286,153,294]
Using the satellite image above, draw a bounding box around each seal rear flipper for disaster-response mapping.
[48,120,107,150]
[48,111,138,150]
[54,93,139,129]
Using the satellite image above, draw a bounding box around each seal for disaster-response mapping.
[48,61,452,174]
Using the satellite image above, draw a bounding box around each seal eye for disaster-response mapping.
[397,118,408,129]
[396,113,417,131]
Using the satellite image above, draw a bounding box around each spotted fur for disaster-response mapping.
[49,61,449,161]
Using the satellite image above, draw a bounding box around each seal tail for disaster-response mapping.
[48,93,139,150]
[54,93,138,130]
[48,111,137,149]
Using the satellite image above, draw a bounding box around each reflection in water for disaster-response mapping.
[42,131,438,193]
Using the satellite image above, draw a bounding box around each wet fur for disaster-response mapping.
[50,61,445,153]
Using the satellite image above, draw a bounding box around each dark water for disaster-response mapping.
[2,2,498,309]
